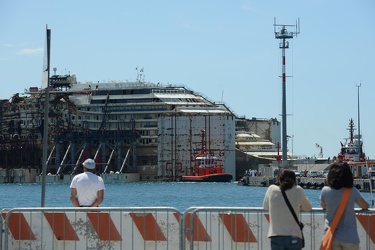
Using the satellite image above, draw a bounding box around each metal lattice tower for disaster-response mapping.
[274,18,300,167]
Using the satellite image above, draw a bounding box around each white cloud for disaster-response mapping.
[16,48,44,56]
[2,43,15,48]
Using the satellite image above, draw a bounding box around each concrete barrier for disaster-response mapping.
[0,169,37,183]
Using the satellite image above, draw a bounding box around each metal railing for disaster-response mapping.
[1,207,374,250]
[1,207,182,250]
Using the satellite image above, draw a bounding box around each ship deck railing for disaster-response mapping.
[1,206,375,250]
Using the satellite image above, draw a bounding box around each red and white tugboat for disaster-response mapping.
[180,129,232,182]
[339,118,375,180]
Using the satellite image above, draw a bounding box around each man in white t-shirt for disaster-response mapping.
[70,158,105,207]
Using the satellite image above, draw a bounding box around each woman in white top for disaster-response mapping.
[263,168,312,250]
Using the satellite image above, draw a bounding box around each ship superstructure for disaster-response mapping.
[0,72,236,181]
[235,131,278,159]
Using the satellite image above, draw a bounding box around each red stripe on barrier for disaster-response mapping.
[173,212,180,223]
[87,212,122,241]
[1,212,36,240]
[130,213,167,241]
[44,213,79,241]
[357,214,375,244]
[181,213,212,242]
[264,213,270,222]
[219,214,257,242]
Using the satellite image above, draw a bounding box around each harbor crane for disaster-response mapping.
[316,143,323,158]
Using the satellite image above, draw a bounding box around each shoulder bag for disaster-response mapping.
[320,188,351,250]
[281,190,305,248]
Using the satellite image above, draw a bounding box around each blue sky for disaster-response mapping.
[1,0,374,159]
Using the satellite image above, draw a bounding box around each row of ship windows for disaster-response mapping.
[4,95,204,111]
[78,106,168,112]
[0,135,157,146]
[80,123,158,133]
[19,120,41,126]
[92,88,191,95]
[93,89,186,95]
[91,88,194,96]
[13,110,158,123]
[91,98,158,104]
[239,146,273,149]
[152,89,189,94]
[16,114,156,123]
[6,98,199,112]
[17,119,157,131]
[90,98,202,104]
[77,114,156,121]
[2,104,40,111]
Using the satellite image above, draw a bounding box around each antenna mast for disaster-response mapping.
[136,67,145,82]
[274,18,300,168]
[356,83,362,160]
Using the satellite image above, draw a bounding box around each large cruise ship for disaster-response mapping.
[0,71,238,181]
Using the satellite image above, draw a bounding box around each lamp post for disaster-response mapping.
[287,135,294,167]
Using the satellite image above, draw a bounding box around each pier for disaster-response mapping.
[2,168,374,194]
[0,169,140,184]
[238,176,375,192]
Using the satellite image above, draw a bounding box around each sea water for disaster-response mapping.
[1,182,374,211]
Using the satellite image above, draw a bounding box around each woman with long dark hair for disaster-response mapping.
[320,162,368,249]
[263,168,312,249]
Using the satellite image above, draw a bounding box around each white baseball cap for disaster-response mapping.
[83,158,96,169]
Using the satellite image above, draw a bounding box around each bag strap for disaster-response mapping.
[281,190,303,230]
[328,188,351,233]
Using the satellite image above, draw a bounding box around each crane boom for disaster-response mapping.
[316,143,323,158]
